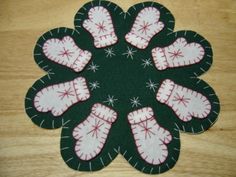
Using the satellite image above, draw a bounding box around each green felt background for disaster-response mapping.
[25,0,220,174]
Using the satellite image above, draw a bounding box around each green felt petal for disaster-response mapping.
[34,27,85,74]
[120,117,180,174]
[60,116,119,171]
[24,72,92,129]
[74,0,124,40]
[125,1,175,41]
[120,137,180,174]
[151,31,213,77]
[25,74,72,129]
[163,78,220,134]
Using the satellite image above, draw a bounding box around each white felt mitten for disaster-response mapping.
[43,36,92,72]
[128,107,172,165]
[73,103,117,161]
[152,38,205,70]
[125,7,164,49]
[34,77,90,116]
[83,6,118,48]
[156,79,211,122]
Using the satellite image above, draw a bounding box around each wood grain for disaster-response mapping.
[0,0,236,177]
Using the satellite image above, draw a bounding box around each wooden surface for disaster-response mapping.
[0,0,236,176]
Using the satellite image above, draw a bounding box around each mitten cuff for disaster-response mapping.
[94,32,118,48]
[73,77,90,101]
[71,50,92,72]
[91,103,117,123]
[128,107,154,124]
[156,79,175,103]
[125,32,149,49]
[152,47,168,70]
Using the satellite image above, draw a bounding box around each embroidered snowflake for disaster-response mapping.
[142,58,153,68]
[146,79,158,92]
[103,95,118,107]
[104,47,116,58]
[25,0,220,175]
[130,97,142,108]
[89,81,100,90]
[87,62,99,72]
[122,46,137,59]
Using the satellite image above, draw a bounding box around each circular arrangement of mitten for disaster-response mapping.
[25,0,220,175]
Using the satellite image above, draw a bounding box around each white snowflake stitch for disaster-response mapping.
[89,81,100,91]
[87,62,99,72]
[142,58,153,68]
[122,46,137,59]
[105,48,116,58]
[146,79,158,92]
[103,95,118,107]
[130,97,142,107]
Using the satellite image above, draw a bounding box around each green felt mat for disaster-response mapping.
[25,0,220,174]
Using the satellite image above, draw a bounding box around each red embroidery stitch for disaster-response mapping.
[138,21,152,35]
[87,119,104,138]
[57,87,75,100]
[168,49,184,60]
[95,21,107,34]
[58,47,74,60]
[139,120,155,139]
[172,93,190,107]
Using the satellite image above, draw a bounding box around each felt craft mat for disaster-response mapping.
[25,0,220,175]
